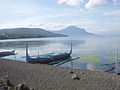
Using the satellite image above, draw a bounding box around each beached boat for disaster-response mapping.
[26,44,72,64]
[87,62,120,74]
[0,49,15,57]
[87,63,115,72]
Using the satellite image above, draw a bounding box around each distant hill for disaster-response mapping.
[0,28,67,39]
[54,26,95,36]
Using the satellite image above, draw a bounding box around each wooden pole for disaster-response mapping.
[115,48,120,75]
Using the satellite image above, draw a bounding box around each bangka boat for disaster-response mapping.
[87,63,115,72]
[26,44,72,64]
[0,49,15,57]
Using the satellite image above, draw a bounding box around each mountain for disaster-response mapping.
[54,26,95,36]
[0,28,67,39]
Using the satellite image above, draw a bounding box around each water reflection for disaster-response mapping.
[60,40,86,47]
[0,40,54,48]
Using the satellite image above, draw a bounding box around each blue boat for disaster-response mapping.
[26,43,72,64]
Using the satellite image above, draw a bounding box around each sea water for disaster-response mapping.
[0,36,120,72]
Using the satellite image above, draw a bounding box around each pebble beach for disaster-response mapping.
[0,58,120,90]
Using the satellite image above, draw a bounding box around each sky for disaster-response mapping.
[0,0,120,34]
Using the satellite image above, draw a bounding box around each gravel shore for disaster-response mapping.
[0,58,120,90]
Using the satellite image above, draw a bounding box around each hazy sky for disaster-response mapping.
[0,0,120,34]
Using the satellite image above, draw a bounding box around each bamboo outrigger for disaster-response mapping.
[26,43,72,64]
[0,49,15,57]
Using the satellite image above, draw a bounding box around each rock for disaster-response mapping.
[69,70,74,74]
[80,72,84,75]
[4,70,7,73]
[0,79,15,90]
[6,80,12,86]
[4,86,8,90]
[16,83,33,90]
[8,85,15,90]
[72,74,80,80]
[0,81,5,87]
[16,84,24,90]
[30,88,34,90]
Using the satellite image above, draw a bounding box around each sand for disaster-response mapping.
[0,58,120,90]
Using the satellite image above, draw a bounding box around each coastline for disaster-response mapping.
[0,58,120,90]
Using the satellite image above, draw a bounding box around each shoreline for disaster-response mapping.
[0,58,120,90]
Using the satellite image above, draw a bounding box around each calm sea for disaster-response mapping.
[0,36,120,72]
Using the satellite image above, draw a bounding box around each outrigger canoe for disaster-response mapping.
[26,44,72,64]
[0,49,15,57]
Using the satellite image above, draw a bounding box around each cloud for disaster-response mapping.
[102,10,120,16]
[13,9,37,14]
[58,0,84,6]
[113,0,119,2]
[113,0,120,5]
[57,0,109,9]
[40,23,68,30]
[85,0,107,9]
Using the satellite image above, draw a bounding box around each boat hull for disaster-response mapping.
[26,43,72,64]
[27,54,71,64]
[0,50,15,57]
